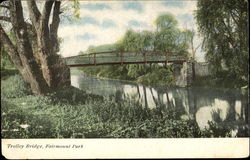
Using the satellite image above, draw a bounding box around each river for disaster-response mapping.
[70,68,249,136]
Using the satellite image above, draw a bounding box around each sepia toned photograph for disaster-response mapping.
[1,0,249,158]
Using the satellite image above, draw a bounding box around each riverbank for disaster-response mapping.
[1,71,248,138]
[78,64,175,86]
[78,64,247,93]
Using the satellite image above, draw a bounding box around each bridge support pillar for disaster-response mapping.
[174,62,193,87]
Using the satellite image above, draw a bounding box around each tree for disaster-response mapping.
[85,44,116,54]
[154,14,190,55]
[196,0,248,86]
[116,29,141,51]
[155,14,178,32]
[183,29,201,61]
[0,0,78,94]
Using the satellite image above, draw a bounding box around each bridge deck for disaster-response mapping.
[64,51,188,67]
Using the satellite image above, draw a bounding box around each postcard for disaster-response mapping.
[1,0,249,158]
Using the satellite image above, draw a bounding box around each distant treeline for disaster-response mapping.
[79,13,193,56]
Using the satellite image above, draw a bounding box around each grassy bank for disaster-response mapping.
[1,72,246,138]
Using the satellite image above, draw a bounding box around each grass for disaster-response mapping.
[1,72,248,138]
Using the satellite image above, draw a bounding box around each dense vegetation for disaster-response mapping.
[196,0,248,88]
[79,64,175,86]
[2,73,247,138]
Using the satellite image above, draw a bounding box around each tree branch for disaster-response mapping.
[0,5,9,9]
[38,1,54,55]
[221,20,237,48]
[0,25,23,68]
[50,1,61,53]
[0,16,11,22]
[41,1,54,26]
[27,0,41,29]
[51,1,61,32]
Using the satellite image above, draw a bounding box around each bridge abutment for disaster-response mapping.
[174,62,193,87]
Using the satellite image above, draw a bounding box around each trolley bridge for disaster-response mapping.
[63,51,189,67]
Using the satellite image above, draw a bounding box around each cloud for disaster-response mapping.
[76,33,97,41]
[58,25,125,57]
[122,1,144,13]
[128,20,148,27]
[78,15,99,26]
[81,3,111,11]
[101,19,117,28]
[177,13,194,23]
[58,1,204,61]
[161,1,186,8]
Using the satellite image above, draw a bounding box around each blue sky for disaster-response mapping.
[58,1,205,61]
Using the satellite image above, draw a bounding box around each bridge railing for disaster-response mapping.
[64,51,188,66]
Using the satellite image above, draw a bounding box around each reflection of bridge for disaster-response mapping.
[63,51,188,67]
[64,51,192,87]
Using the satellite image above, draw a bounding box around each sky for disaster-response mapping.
[58,0,205,62]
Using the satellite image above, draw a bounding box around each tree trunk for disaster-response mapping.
[0,0,70,95]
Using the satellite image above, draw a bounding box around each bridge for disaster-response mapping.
[63,51,193,87]
[64,51,189,67]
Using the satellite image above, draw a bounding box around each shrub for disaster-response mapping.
[1,74,32,98]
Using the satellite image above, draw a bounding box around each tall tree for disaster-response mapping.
[196,0,248,86]
[154,14,190,55]
[0,0,76,94]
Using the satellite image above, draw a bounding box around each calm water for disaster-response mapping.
[70,68,249,135]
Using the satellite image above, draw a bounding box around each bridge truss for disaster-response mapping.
[64,51,188,67]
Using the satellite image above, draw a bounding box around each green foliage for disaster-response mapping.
[78,44,117,55]
[1,74,32,98]
[137,66,174,85]
[0,31,16,70]
[155,14,178,31]
[116,29,155,52]
[59,0,81,24]
[0,95,202,138]
[108,13,191,55]
[192,75,242,91]
[3,91,241,138]
[88,44,117,54]
[196,0,248,87]
[1,49,14,69]
[1,100,57,138]
[76,14,193,86]
[1,75,246,138]
[79,64,175,86]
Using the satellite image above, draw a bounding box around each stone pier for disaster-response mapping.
[174,62,193,87]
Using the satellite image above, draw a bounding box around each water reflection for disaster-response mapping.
[70,69,249,134]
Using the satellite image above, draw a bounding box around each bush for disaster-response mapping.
[1,74,32,98]
[79,64,175,85]
[137,67,174,85]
